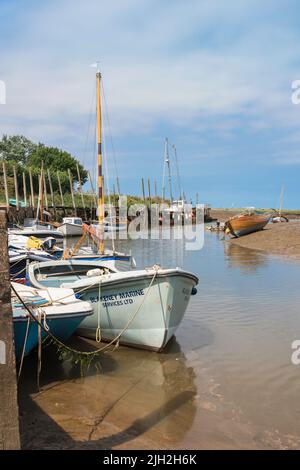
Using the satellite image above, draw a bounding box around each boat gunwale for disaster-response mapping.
[13,309,93,322]
[27,261,199,290]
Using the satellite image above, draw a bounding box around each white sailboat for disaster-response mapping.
[27,67,199,351]
[161,139,192,223]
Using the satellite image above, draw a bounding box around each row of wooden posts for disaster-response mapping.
[2,163,163,209]
[2,160,202,222]
[140,177,200,206]
[1,160,97,214]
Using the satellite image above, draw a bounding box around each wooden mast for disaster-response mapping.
[96,70,105,254]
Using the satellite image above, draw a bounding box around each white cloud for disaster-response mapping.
[0,0,299,159]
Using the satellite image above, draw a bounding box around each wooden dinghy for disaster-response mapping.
[225,212,271,237]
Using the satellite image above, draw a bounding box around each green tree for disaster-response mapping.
[27,143,88,186]
[0,135,89,197]
[0,135,36,164]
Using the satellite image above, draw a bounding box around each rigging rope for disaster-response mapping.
[102,79,120,194]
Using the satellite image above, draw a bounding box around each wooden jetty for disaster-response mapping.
[0,210,20,449]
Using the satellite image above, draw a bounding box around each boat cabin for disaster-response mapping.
[62,217,83,226]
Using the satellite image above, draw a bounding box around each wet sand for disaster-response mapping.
[229,223,300,261]
[18,339,289,450]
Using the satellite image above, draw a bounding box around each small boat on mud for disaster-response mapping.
[225,211,271,237]
[12,282,93,360]
[272,215,289,223]
[27,260,198,351]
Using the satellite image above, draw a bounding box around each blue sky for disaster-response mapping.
[1,0,300,208]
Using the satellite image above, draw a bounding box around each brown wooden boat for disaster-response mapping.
[225,212,271,237]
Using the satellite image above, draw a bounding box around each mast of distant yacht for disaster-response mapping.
[279,186,284,219]
[162,138,173,202]
[172,144,182,200]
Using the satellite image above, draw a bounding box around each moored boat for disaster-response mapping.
[57,217,84,237]
[225,212,271,237]
[27,260,198,351]
[10,219,64,243]
[12,281,93,360]
[272,216,289,223]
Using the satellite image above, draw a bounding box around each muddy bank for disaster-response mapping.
[229,222,300,260]
[210,209,240,222]
[211,209,300,223]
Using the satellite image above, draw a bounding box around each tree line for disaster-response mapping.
[0,135,88,197]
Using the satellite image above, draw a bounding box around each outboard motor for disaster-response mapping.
[41,237,57,251]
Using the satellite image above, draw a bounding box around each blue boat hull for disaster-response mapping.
[13,314,88,361]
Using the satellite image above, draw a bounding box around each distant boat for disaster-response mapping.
[272,215,289,223]
[12,282,93,360]
[57,217,84,237]
[225,211,271,237]
[9,198,27,208]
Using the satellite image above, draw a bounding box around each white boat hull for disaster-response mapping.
[75,272,197,351]
[27,261,198,351]
[57,223,83,237]
[10,228,64,242]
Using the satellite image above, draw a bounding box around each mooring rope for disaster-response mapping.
[12,266,159,384]
[17,315,31,381]
[95,280,102,343]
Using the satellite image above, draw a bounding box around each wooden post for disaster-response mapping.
[22,172,27,207]
[116,176,120,195]
[56,172,65,217]
[47,169,56,219]
[42,171,48,210]
[0,211,21,449]
[88,170,97,206]
[39,164,44,223]
[56,171,64,206]
[2,161,9,207]
[68,169,77,216]
[147,178,152,206]
[76,163,87,221]
[13,165,19,210]
[29,169,35,209]
[141,178,146,202]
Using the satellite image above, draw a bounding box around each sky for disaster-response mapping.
[0,0,300,208]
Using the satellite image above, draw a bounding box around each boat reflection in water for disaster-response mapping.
[18,337,197,449]
[224,242,268,273]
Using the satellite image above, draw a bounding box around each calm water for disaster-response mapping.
[19,228,300,449]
